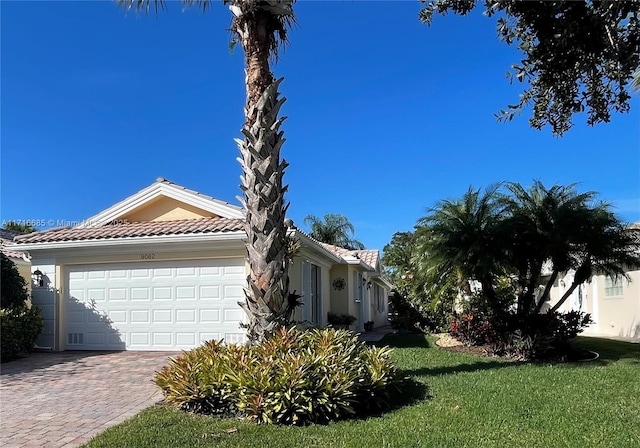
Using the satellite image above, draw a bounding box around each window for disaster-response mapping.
[374,284,385,313]
[604,275,623,297]
[302,262,322,324]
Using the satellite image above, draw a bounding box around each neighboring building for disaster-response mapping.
[11,178,390,351]
[548,223,640,340]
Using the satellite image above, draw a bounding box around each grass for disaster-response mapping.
[82,335,640,448]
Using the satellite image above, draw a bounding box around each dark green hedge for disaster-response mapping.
[1,306,44,362]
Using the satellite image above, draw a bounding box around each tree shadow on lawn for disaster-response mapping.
[402,359,523,378]
[372,334,431,349]
[356,376,432,421]
[562,337,640,367]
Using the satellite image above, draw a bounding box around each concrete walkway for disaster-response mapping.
[0,351,175,448]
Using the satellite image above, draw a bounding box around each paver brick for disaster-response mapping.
[0,351,174,448]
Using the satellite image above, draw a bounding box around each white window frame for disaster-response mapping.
[604,275,623,298]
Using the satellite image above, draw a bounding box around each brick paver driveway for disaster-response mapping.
[0,351,175,448]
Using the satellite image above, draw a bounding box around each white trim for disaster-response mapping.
[14,231,246,252]
[289,230,343,264]
[80,181,244,227]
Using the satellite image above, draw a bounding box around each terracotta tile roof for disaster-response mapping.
[1,240,29,260]
[13,218,245,244]
[319,243,379,271]
[355,249,380,270]
[0,230,31,260]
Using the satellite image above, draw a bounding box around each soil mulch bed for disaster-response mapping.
[434,333,599,362]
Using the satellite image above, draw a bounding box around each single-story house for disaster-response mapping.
[546,223,640,340]
[11,178,390,351]
[548,266,640,341]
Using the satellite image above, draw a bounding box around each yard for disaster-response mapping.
[82,335,640,448]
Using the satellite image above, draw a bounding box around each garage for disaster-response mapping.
[65,258,246,351]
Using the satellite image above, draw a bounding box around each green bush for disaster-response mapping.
[1,252,29,309]
[155,327,401,425]
[449,310,594,360]
[326,312,356,329]
[1,306,44,362]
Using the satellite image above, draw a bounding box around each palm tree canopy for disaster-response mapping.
[417,184,506,286]
[304,214,365,250]
[415,181,640,316]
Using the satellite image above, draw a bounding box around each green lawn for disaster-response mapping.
[83,335,640,448]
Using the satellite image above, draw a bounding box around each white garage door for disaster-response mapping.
[65,259,246,351]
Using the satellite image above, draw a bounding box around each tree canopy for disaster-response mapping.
[384,181,640,319]
[420,0,640,135]
[303,214,365,250]
[2,222,37,234]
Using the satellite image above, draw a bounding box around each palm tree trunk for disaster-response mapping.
[550,280,580,313]
[234,5,290,343]
[534,269,559,313]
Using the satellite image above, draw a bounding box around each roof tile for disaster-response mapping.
[14,218,245,244]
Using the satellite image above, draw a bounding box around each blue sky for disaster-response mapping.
[2,1,638,252]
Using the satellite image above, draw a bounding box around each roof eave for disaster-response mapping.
[13,231,246,251]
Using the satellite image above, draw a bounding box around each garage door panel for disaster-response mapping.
[152,309,172,323]
[65,258,246,350]
[109,310,128,323]
[153,268,172,277]
[176,309,196,323]
[176,286,196,300]
[200,286,220,300]
[200,266,220,276]
[108,288,127,301]
[153,333,173,346]
[131,288,150,300]
[87,289,106,302]
[152,287,172,300]
[200,309,220,323]
[224,285,243,299]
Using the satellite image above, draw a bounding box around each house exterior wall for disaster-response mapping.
[121,196,217,222]
[550,268,640,340]
[30,259,57,349]
[329,264,350,317]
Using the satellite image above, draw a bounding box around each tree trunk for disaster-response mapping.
[234,6,290,343]
[550,260,592,313]
[549,280,580,313]
[534,269,558,313]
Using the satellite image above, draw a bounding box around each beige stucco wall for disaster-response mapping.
[30,259,57,349]
[550,268,640,340]
[329,264,350,317]
[121,196,217,222]
[590,270,640,339]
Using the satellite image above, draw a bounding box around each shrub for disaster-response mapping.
[0,306,44,362]
[155,327,402,425]
[1,253,29,309]
[327,312,357,329]
[388,291,431,332]
[451,310,594,360]
[449,313,493,346]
